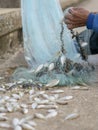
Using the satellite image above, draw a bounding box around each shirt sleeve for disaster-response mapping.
[86,13,98,32]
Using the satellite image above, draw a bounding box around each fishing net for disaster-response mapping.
[12,0,94,87]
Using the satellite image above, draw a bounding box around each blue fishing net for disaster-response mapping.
[12,0,94,86]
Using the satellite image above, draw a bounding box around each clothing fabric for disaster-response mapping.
[78,30,98,55]
[86,13,98,32]
[90,31,98,54]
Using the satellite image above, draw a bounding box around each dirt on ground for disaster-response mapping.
[0,0,98,130]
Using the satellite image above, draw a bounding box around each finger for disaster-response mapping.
[65,19,73,24]
[64,13,75,21]
[69,8,83,17]
[67,24,74,30]
[65,12,83,22]
[65,18,86,25]
[67,23,85,29]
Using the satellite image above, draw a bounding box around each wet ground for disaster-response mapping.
[0,0,98,130]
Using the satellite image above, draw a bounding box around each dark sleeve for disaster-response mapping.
[86,13,98,32]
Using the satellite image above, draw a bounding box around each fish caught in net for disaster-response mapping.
[12,0,94,87]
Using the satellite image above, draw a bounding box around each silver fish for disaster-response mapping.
[31,102,38,109]
[37,105,58,109]
[0,88,6,92]
[29,89,35,95]
[71,86,89,90]
[0,123,12,128]
[34,113,46,120]
[51,89,64,94]
[56,100,68,105]
[45,79,59,88]
[12,94,21,100]
[46,110,58,119]
[21,123,35,130]
[14,125,22,130]
[48,63,55,71]
[12,118,20,126]
[19,116,34,125]
[22,108,28,114]
[59,96,73,101]
[21,104,28,108]
[60,55,66,66]
[0,116,8,121]
[81,42,88,47]
[65,113,79,120]
[26,121,37,127]
[35,64,44,73]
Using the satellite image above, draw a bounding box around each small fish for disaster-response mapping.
[35,64,44,73]
[8,98,17,102]
[60,55,66,66]
[37,105,58,109]
[54,94,59,100]
[56,100,68,105]
[29,89,35,95]
[0,107,7,113]
[59,96,73,101]
[19,92,24,97]
[14,125,22,130]
[12,94,21,100]
[21,123,35,130]
[0,116,8,121]
[7,106,13,112]
[81,42,88,47]
[71,86,89,90]
[0,99,5,104]
[5,82,16,88]
[31,102,38,109]
[19,116,34,125]
[37,100,49,105]
[21,104,28,108]
[34,97,41,102]
[48,63,55,71]
[26,121,37,127]
[46,110,58,119]
[40,94,49,99]
[0,88,6,93]
[65,113,79,120]
[12,118,20,126]
[30,91,45,99]
[48,96,56,102]
[0,113,6,116]
[22,108,28,114]
[3,96,10,101]
[45,79,59,88]
[51,89,64,94]
[0,123,12,128]
[34,113,46,120]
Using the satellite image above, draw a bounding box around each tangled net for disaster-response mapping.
[12,0,94,87]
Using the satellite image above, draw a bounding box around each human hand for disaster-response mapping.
[64,7,90,29]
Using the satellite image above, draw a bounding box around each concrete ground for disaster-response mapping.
[0,0,98,130]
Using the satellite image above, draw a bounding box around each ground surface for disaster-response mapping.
[0,0,98,130]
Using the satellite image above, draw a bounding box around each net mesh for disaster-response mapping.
[12,0,94,86]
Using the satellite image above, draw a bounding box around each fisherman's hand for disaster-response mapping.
[64,7,90,29]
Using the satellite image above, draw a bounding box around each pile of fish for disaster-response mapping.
[0,80,89,130]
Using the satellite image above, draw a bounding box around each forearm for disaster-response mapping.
[86,13,98,32]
